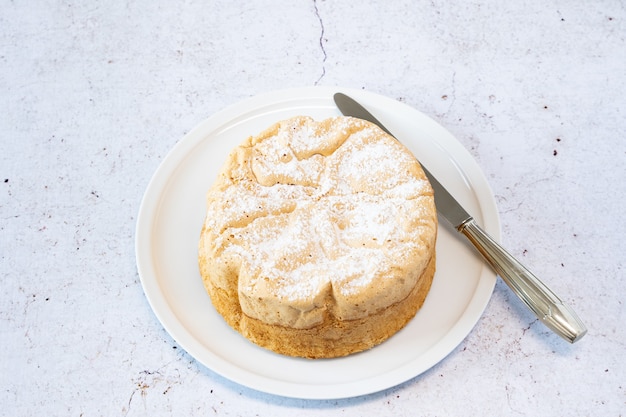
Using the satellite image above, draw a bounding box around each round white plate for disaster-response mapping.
[135,87,500,400]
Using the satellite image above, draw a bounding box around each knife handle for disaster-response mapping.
[458,218,587,343]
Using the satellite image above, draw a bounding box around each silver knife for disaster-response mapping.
[334,92,587,343]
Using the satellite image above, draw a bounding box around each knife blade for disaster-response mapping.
[334,92,587,343]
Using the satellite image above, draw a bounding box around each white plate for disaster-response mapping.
[135,87,500,400]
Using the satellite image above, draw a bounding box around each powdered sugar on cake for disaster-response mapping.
[202,116,436,327]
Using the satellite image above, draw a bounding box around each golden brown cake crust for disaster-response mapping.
[198,116,437,358]
[201,252,435,358]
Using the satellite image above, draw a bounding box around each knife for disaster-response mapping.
[334,92,587,343]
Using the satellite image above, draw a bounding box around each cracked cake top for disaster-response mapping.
[200,116,437,329]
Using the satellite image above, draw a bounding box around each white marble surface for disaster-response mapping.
[2,1,625,415]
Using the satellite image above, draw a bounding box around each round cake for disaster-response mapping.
[198,115,437,358]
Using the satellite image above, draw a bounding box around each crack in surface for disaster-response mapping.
[313,0,327,85]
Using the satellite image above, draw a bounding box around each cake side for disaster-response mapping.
[201,251,435,358]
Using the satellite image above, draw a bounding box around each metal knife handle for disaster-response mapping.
[459,218,587,343]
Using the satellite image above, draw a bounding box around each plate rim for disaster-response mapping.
[135,86,500,399]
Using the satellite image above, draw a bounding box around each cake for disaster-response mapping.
[198,115,437,358]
